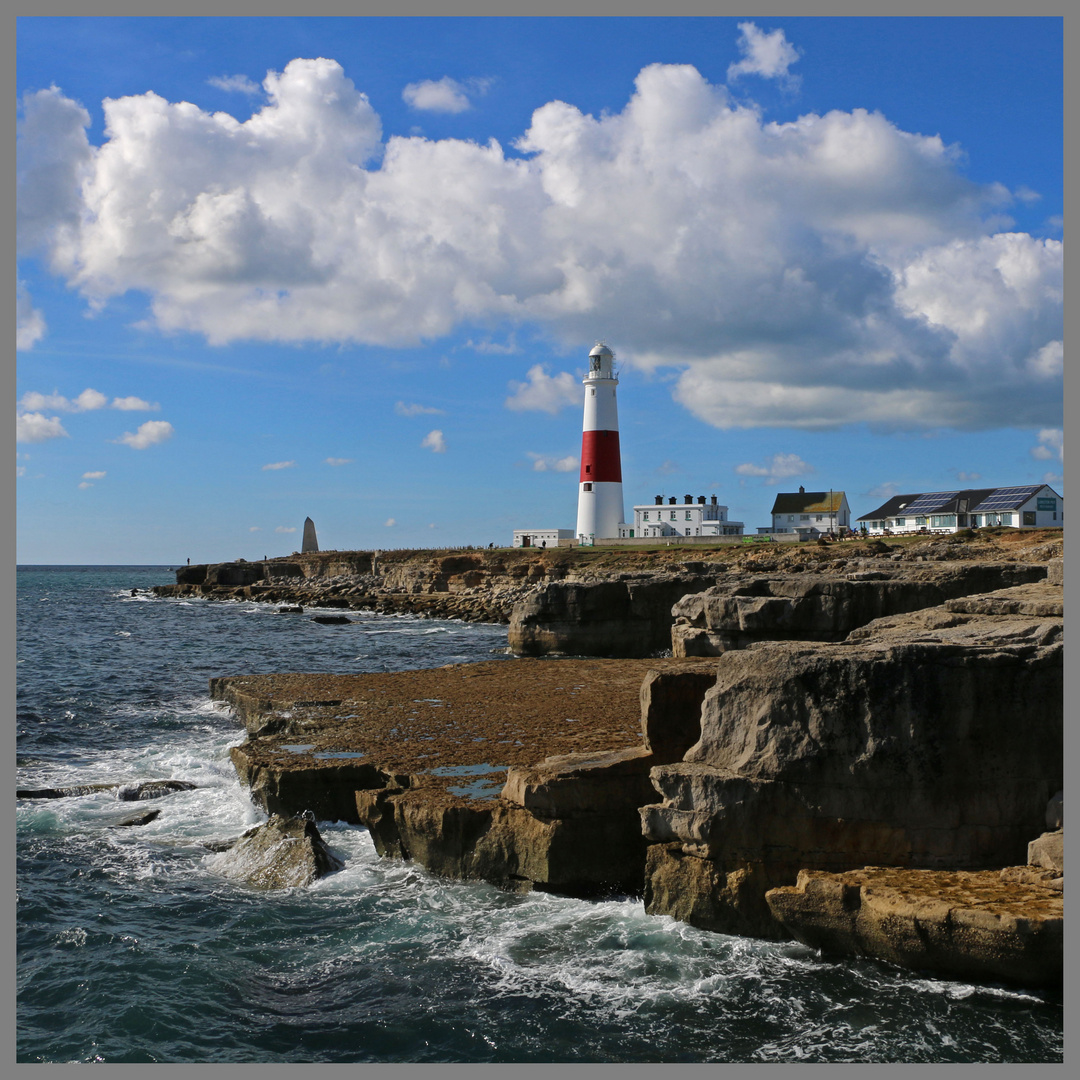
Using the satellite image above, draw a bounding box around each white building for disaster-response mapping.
[857,485,1063,535]
[512,529,576,549]
[763,488,850,536]
[617,495,744,539]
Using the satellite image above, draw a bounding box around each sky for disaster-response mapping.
[15,16,1063,564]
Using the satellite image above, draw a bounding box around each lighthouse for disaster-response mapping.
[576,342,625,544]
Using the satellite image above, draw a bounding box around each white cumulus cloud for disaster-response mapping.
[385,517,396,527]
[526,451,579,473]
[78,481,94,489]
[19,388,108,412]
[17,412,68,443]
[1031,428,1063,462]
[262,460,296,470]
[324,457,353,466]
[208,74,262,95]
[727,22,801,84]
[115,420,174,449]
[421,429,446,453]
[249,526,261,532]
[82,470,106,479]
[16,55,1062,433]
[275,525,296,533]
[17,280,46,350]
[506,366,580,414]
[403,76,472,114]
[111,395,159,411]
[19,388,158,413]
[735,453,814,484]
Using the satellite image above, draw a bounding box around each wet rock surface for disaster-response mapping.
[206,813,343,889]
[17,779,198,801]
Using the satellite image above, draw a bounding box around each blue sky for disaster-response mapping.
[16,16,1063,563]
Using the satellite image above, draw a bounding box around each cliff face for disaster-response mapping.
[669,563,1046,656]
[507,574,721,657]
[641,581,1063,940]
[160,532,1060,652]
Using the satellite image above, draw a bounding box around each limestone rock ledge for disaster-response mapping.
[765,867,1062,988]
[670,562,1047,656]
[354,664,718,896]
[357,755,657,896]
[642,582,1062,941]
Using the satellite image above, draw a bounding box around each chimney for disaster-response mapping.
[711,495,717,506]
[698,495,706,504]
[655,495,663,505]
[669,497,676,505]
[684,494,693,504]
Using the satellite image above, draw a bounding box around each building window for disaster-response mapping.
[895,518,905,527]
[670,511,676,520]
[685,511,692,520]
[800,515,810,521]
[915,517,926,526]
[788,516,794,522]
[643,512,649,521]
[1023,511,1036,526]
[816,516,823,522]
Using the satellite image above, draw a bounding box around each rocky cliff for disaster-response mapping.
[642,580,1063,943]
[154,531,1061,655]
[669,562,1047,656]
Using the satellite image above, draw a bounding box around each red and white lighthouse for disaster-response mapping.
[576,342,625,543]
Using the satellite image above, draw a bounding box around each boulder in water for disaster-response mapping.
[117,780,198,801]
[206,812,343,889]
[114,808,162,827]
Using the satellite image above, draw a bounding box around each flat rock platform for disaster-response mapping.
[213,658,704,803]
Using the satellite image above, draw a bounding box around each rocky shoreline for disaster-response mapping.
[188,530,1062,988]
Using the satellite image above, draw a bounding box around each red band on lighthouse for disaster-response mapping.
[579,430,622,483]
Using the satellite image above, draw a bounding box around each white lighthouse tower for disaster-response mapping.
[575,342,625,544]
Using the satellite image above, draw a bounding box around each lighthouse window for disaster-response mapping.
[591,388,596,396]
[583,483,592,492]
[585,464,591,474]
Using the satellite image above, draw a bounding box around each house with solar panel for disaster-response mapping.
[762,487,851,537]
[856,485,1062,536]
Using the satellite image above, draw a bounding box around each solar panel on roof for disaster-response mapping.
[901,492,958,514]
[970,485,1042,512]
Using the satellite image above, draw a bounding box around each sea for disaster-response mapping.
[15,565,1064,1064]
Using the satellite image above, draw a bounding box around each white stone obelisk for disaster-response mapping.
[575,342,625,544]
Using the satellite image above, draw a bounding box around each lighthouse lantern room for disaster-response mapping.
[576,342,626,544]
